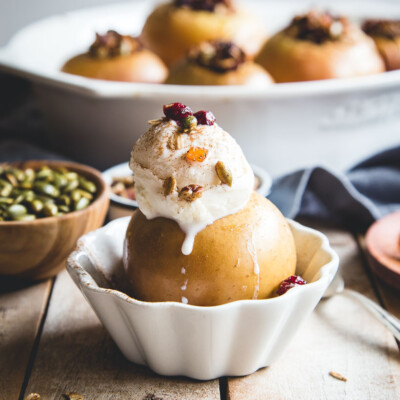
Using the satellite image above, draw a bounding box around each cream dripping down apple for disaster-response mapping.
[129,103,254,255]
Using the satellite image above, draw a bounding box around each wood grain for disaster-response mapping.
[227,227,400,400]
[24,270,220,400]
[0,278,52,400]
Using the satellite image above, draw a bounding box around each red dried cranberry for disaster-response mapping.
[277,275,307,296]
[163,103,193,122]
[194,110,216,126]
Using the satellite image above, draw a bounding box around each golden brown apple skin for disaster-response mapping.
[123,192,296,306]
[255,29,385,83]
[370,36,400,71]
[62,50,168,83]
[165,60,274,86]
[140,3,266,66]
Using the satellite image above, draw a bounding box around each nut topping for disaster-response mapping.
[89,30,142,58]
[174,0,233,13]
[180,115,198,133]
[179,184,204,201]
[163,176,177,196]
[362,19,400,39]
[285,10,348,44]
[215,161,233,187]
[188,41,245,72]
[167,133,184,150]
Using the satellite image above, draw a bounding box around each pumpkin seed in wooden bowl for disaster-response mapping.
[0,160,109,280]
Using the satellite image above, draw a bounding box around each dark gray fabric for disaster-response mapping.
[269,146,400,232]
[0,140,68,162]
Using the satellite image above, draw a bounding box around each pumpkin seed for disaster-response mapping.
[8,204,27,218]
[75,197,90,211]
[0,165,97,220]
[215,161,233,187]
[163,176,177,196]
[34,181,60,198]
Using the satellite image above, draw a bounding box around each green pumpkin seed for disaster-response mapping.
[65,172,78,181]
[0,165,97,220]
[63,179,79,192]
[58,205,70,213]
[75,197,90,211]
[31,199,44,213]
[53,173,68,188]
[35,169,53,180]
[79,178,96,193]
[20,180,33,189]
[24,168,35,181]
[76,189,93,200]
[34,182,60,198]
[70,190,82,203]
[43,202,58,217]
[14,214,36,221]
[58,195,71,206]
[8,204,27,218]
[0,197,13,204]
[13,194,24,204]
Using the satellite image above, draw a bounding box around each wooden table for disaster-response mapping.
[1,221,400,400]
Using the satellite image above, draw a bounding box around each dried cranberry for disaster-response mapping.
[163,103,193,122]
[277,275,307,296]
[194,110,216,126]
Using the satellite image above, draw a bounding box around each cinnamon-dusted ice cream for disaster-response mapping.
[130,103,254,254]
[124,103,296,306]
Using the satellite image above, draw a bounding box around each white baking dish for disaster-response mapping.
[1,0,400,176]
[67,216,338,380]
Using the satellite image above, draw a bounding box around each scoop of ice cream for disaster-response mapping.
[130,104,254,254]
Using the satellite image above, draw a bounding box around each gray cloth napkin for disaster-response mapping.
[269,145,400,232]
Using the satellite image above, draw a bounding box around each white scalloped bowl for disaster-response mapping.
[66,216,338,380]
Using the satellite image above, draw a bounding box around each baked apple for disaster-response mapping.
[140,0,265,66]
[62,30,167,83]
[363,19,400,71]
[124,192,296,306]
[255,10,385,82]
[166,41,273,86]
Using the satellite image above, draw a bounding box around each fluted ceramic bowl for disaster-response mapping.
[66,216,338,380]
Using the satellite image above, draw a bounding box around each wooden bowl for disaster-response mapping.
[0,160,109,280]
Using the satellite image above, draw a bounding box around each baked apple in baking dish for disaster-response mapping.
[62,30,167,83]
[363,19,400,71]
[123,103,296,306]
[255,10,385,82]
[166,40,274,86]
[140,0,265,66]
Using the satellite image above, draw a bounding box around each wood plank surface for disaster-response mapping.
[23,270,220,400]
[227,227,400,400]
[0,278,52,400]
